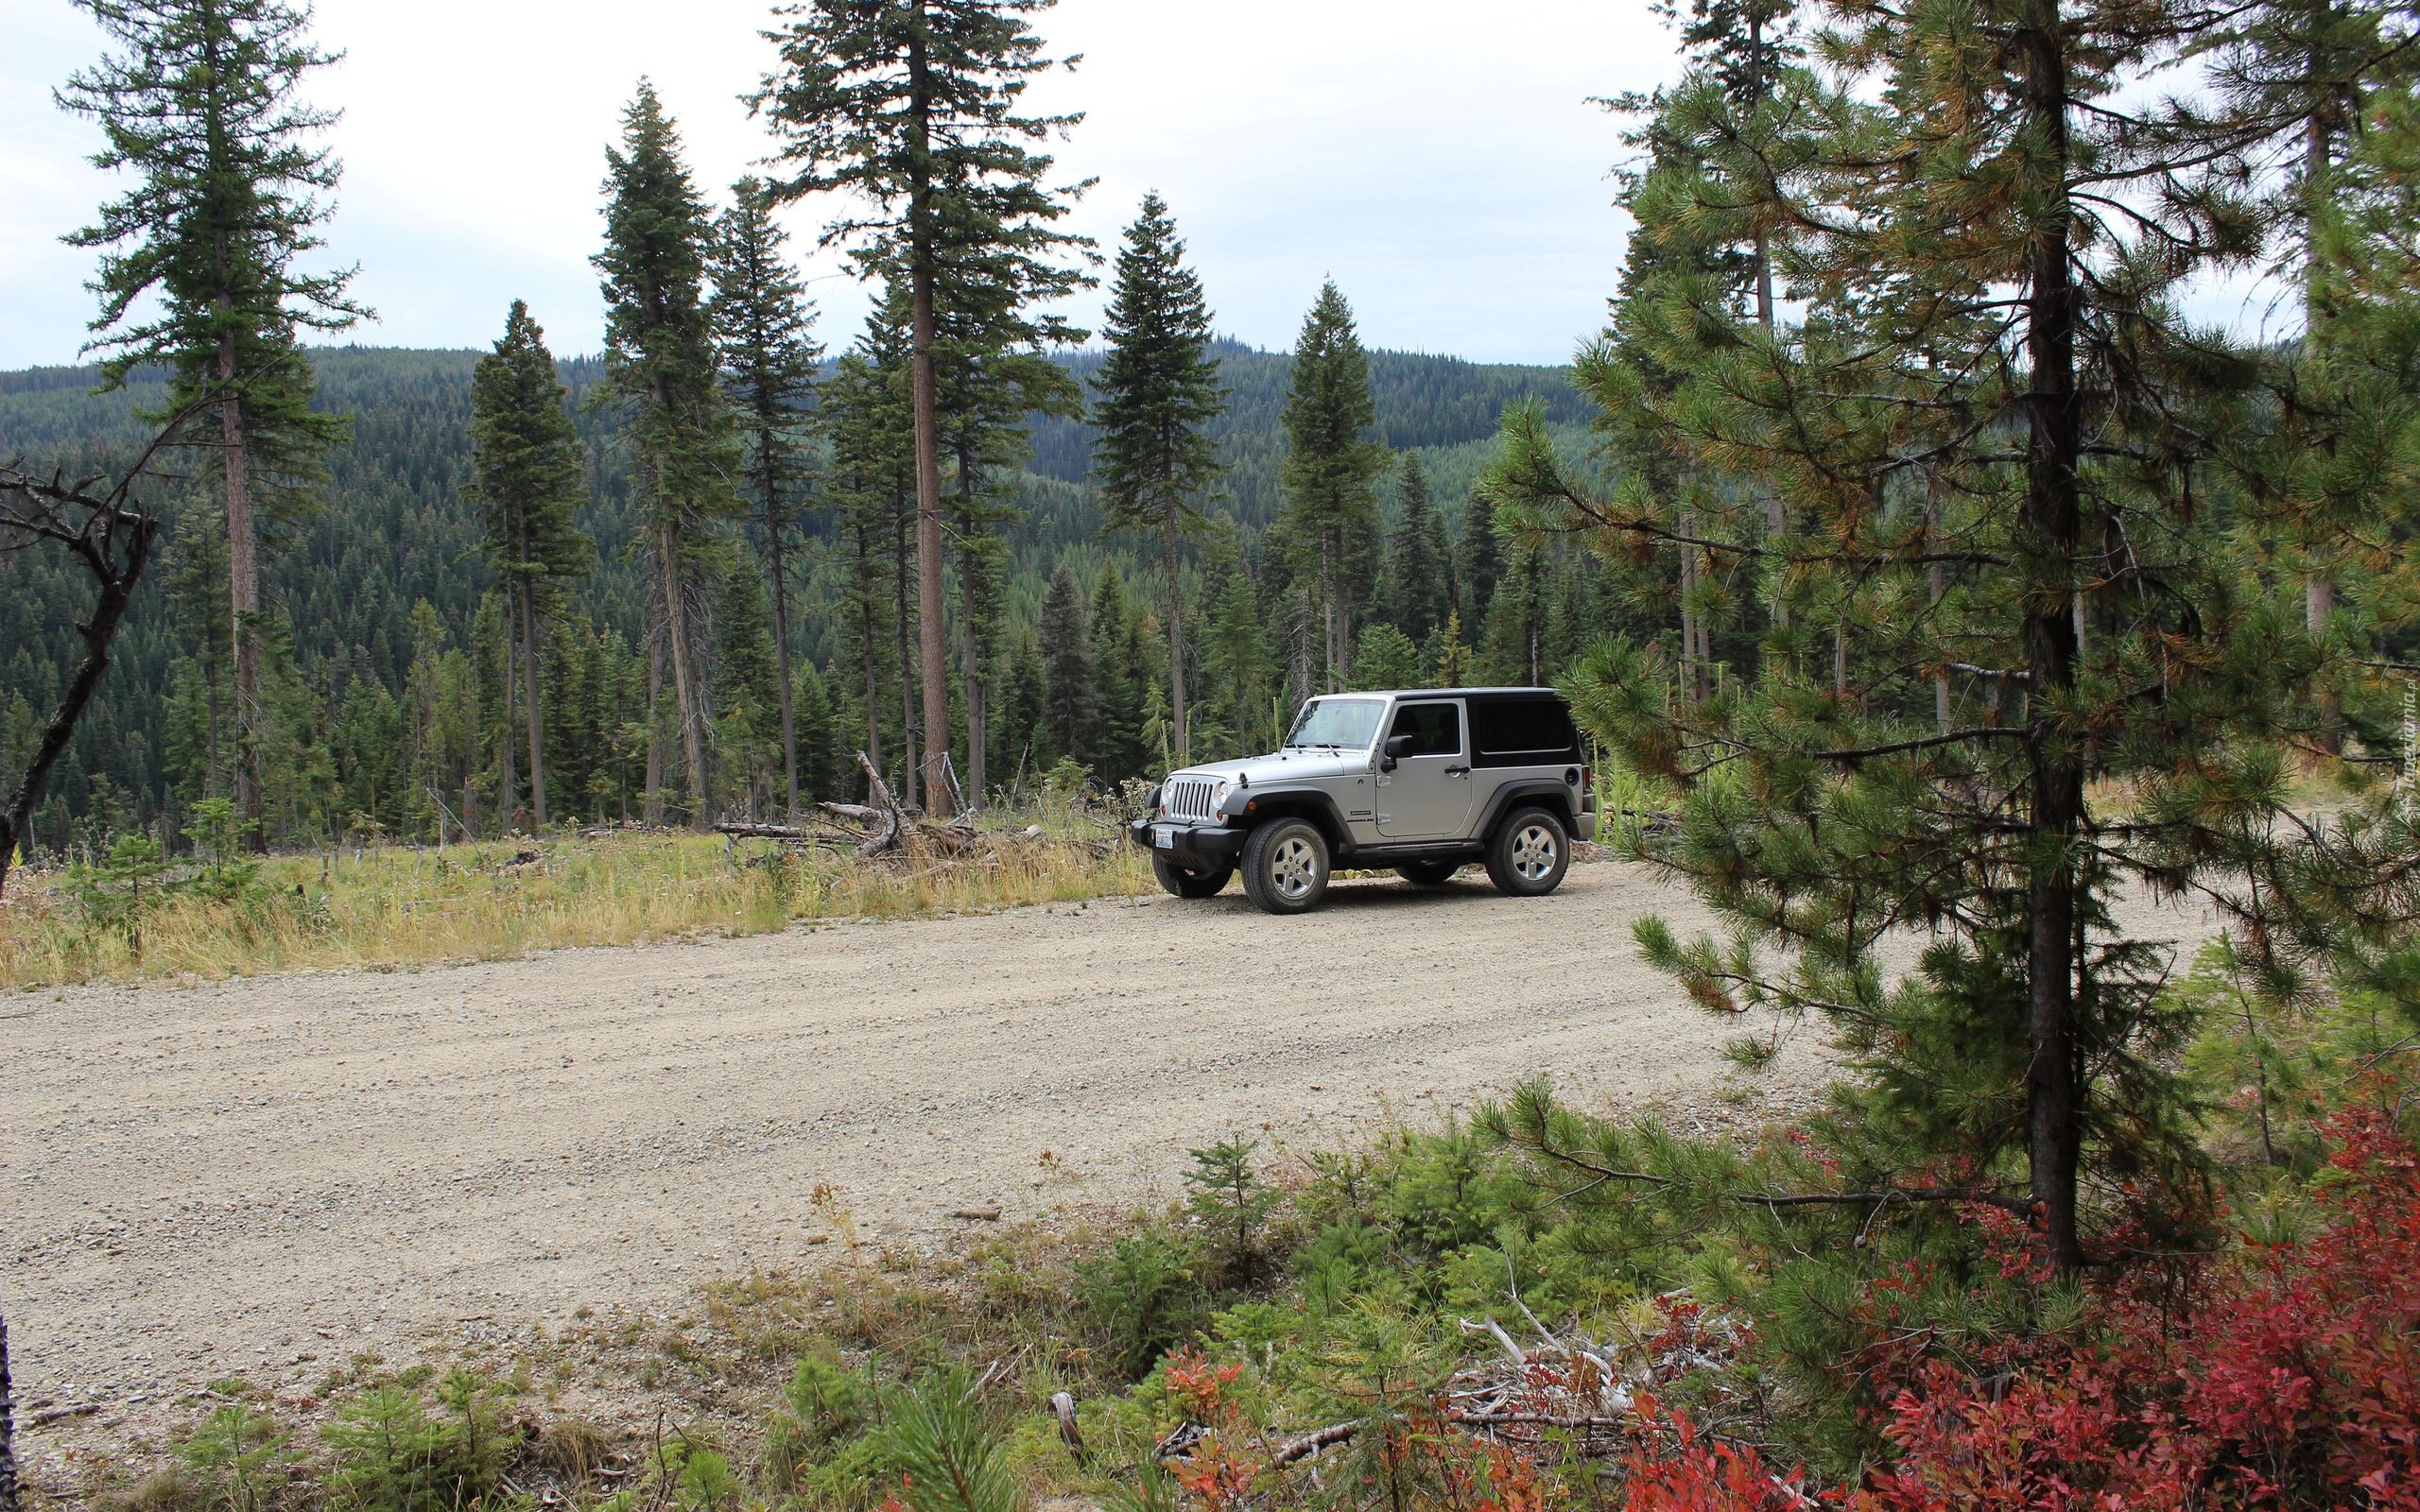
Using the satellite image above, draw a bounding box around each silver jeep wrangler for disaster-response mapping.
[1128,687,1598,915]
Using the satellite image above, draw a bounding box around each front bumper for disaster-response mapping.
[1127,817,1247,869]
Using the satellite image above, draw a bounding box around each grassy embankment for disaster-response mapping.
[0,816,1149,989]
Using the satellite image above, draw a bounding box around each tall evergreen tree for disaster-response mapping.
[1275,281,1388,691]
[595,82,740,829]
[1454,484,1502,631]
[1379,454,1449,644]
[758,0,1093,806]
[819,303,916,792]
[710,177,823,817]
[932,237,1085,803]
[58,0,366,843]
[1492,0,2420,1273]
[1090,191,1228,766]
[1035,564,1094,767]
[467,301,590,831]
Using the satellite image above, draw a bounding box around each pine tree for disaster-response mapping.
[1431,609,1474,689]
[820,303,917,793]
[710,177,823,816]
[1088,564,1148,782]
[1035,565,1094,768]
[714,553,784,817]
[1492,0,2420,1272]
[758,0,1093,806]
[932,237,1085,804]
[994,635,1047,788]
[160,496,233,802]
[468,301,590,832]
[1275,282,1389,691]
[1350,624,1423,692]
[1454,484,1503,630]
[1091,191,1228,766]
[1379,454,1449,644]
[596,82,741,829]
[58,0,367,842]
[2213,3,2405,742]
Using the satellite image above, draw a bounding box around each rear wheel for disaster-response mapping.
[1152,854,1233,899]
[1241,818,1331,915]
[1394,860,1462,886]
[1485,806,1569,897]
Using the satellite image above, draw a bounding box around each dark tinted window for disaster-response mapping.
[1471,698,1577,759]
[1388,702,1461,757]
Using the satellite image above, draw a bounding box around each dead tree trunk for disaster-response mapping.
[0,458,162,900]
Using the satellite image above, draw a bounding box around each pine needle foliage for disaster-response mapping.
[1276,282,1390,692]
[596,82,743,828]
[882,1369,1024,1512]
[1092,192,1228,766]
[1486,0,2420,1275]
[710,177,824,819]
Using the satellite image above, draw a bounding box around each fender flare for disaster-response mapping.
[1232,788,1356,852]
[1475,781,1582,841]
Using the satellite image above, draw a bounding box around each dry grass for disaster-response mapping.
[0,823,1148,989]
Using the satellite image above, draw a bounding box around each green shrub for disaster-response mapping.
[1076,1228,1203,1381]
[763,1343,883,1492]
[179,1403,293,1511]
[318,1374,501,1512]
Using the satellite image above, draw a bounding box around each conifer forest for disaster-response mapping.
[9,0,2420,1508]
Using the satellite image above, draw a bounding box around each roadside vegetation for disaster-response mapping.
[0,790,1147,989]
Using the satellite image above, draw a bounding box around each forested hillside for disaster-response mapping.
[0,343,1604,850]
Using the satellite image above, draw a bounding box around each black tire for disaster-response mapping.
[1485,806,1570,897]
[1152,854,1234,899]
[1394,860,1462,886]
[1240,817,1332,915]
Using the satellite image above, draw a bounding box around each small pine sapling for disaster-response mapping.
[1185,1138,1278,1286]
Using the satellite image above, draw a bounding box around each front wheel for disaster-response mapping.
[1240,818,1331,915]
[1152,854,1233,899]
[1485,806,1569,897]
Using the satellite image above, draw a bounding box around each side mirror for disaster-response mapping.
[1381,734,1415,772]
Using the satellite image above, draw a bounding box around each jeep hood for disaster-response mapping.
[1170,748,1371,788]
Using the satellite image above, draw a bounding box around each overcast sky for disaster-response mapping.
[1,0,1686,370]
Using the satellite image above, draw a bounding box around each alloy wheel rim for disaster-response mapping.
[1512,825,1557,881]
[1271,836,1319,899]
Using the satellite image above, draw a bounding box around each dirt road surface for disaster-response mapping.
[7,863,1837,1431]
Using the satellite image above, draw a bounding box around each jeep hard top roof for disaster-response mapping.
[1312,687,1570,702]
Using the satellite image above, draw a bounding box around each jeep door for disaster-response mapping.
[1374,699,1475,839]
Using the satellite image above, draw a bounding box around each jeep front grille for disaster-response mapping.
[1165,777,1221,822]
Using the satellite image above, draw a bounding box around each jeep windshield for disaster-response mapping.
[1284,696,1383,751]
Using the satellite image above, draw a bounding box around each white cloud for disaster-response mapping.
[2,0,1670,369]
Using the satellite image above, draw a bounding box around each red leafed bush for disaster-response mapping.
[1617,1398,1818,1512]
[1856,1110,2420,1511]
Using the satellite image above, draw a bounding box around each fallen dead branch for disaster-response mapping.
[717,751,1121,867]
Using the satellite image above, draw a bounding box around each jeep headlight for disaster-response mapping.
[1211,779,1233,814]
[1149,783,1167,817]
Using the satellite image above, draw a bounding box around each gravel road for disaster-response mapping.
[5,862,1826,1429]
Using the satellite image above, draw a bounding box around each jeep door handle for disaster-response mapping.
[1444,765,1469,778]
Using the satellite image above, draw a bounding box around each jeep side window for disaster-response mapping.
[1388,701,1461,757]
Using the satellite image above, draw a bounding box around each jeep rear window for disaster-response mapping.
[1286,697,1383,750]
[1471,698,1579,759]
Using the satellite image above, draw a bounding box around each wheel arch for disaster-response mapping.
[1235,789,1353,852]
[1476,781,1581,841]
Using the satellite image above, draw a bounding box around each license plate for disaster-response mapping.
[1152,825,1176,849]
